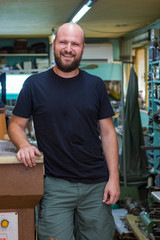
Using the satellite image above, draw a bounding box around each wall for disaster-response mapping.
[85,38,120,61]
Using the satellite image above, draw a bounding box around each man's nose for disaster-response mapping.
[65,43,72,52]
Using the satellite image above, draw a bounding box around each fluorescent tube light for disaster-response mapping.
[70,0,97,24]
[71,5,91,23]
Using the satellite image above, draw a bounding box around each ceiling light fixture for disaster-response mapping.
[70,0,97,24]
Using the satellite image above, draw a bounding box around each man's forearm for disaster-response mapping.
[101,130,119,180]
[8,121,30,150]
[101,128,120,204]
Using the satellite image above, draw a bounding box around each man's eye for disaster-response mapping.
[60,41,66,44]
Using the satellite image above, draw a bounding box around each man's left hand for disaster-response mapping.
[102,179,120,205]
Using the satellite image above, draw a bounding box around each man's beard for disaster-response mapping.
[54,50,82,73]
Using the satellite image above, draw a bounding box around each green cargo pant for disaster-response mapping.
[37,176,115,240]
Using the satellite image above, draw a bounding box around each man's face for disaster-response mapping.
[53,28,85,72]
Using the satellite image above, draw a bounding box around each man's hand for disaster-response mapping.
[16,145,42,167]
[102,179,120,205]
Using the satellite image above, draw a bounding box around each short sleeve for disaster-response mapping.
[13,80,33,118]
[98,79,114,119]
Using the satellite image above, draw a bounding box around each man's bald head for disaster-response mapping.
[53,22,85,74]
[55,23,85,44]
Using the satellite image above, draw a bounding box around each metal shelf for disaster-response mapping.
[147,59,160,176]
[154,99,160,104]
[147,151,154,156]
[149,60,160,65]
[148,160,154,164]
[148,133,154,137]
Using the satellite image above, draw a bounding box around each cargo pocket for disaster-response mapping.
[37,208,51,240]
[38,208,46,225]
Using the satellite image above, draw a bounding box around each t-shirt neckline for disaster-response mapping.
[51,68,82,81]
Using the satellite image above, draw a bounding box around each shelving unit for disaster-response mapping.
[147,60,160,174]
[0,53,49,68]
[0,37,50,69]
[0,53,48,57]
[0,38,50,105]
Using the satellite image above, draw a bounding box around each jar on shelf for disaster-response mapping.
[156,65,160,80]
[153,84,157,98]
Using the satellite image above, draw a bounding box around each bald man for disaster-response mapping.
[8,23,120,240]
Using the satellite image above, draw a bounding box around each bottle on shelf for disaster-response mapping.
[153,83,157,98]
[157,85,160,100]
[156,64,160,80]
[149,37,159,62]
[156,40,160,61]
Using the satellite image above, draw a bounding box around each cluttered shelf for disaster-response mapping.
[147,44,160,177]
[0,38,49,71]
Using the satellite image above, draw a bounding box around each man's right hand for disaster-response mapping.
[8,115,42,167]
[16,145,42,167]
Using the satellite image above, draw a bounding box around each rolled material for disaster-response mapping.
[0,107,7,140]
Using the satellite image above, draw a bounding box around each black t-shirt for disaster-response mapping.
[13,68,114,183]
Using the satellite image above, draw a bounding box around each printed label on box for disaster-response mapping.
[0,233,7,240]
[0,212,18,240]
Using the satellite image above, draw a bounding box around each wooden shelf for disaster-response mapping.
[0,68,48,73]
[0,53,48,57]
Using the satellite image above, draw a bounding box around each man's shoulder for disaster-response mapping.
[25,68,52,85]
[81,69,99,78]
[81,69,104,86]
[81,69,102,81]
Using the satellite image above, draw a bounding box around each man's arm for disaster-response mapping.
[99,117,120,205]
[8,115,42,167]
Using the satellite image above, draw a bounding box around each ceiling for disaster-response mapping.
[0,0,160,39]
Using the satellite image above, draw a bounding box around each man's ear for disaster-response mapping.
[82,43,86,54]
[53,39,55,47]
